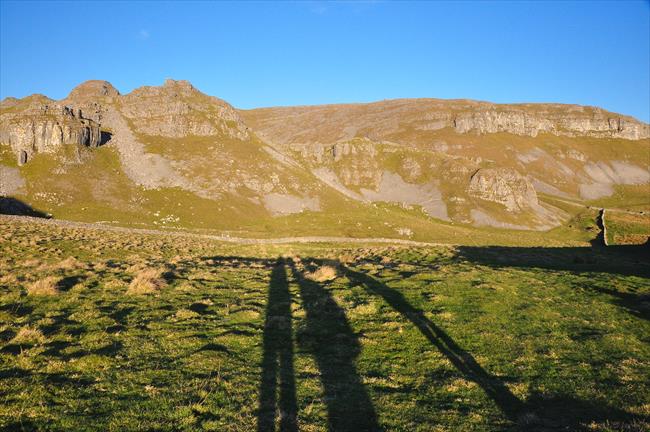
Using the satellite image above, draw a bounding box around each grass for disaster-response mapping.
[588,184,650,212]
[126,267,168,295]
[605,211,650,245]
[0,217,649,431]
[303,263,338,282]
[27,276,61,296]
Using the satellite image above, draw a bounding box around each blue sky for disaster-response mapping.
[1,1,649,121]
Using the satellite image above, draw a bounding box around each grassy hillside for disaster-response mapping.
[1,217,648,431]
[2,140,609,246]
[605,211,650,245]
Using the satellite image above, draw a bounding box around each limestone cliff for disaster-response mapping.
[0,96,101,164]
[451,106,648,139]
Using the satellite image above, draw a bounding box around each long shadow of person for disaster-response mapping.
[343,264,648,430]
[257,258,298,432]
[342,265,525,421]
[289,259,381,432]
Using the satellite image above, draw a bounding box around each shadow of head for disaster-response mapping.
[0,197,51,218]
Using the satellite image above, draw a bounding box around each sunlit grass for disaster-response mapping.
[0,218,648,431]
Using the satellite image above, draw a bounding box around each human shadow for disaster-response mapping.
[289,259,381,432]
[257,258,298,432]
[0,197,51,218]
[343,264,524,421]
[342,263,649,430]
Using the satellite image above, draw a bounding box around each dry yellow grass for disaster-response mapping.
[125,262,147,275]
[338,252,357,264]
[126,268,167,295]
[56,256,85,270]
[27,276,60,296]
[11,326,46,345]
[0,273,18,285]
[174,309,200,320]
[92,261,108,272]
[104,279,127,290]
[23,258,41,267]
[304,265,338,282]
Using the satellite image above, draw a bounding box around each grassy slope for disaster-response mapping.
[0,218,648,431]
[604,211,650,245]
[1,141,603,246]
[2,123,647,245]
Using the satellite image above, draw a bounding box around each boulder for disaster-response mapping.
[468,168,538,211]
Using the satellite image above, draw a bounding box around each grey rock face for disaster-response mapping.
[0,102,101,164]
[63,80,121,124]
[119,79,249,140]
[468,168,538,211]
[451,108,649,139]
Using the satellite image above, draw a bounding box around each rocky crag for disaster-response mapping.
[0,95,101,165]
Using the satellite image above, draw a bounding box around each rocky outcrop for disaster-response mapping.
[63,80,121,124]
[0,99,101,164]
[468,168,538,211]
[452,108,649,139]
[67,80,120,101]
[119,79,250,139]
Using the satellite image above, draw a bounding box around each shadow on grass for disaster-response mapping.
[257,258,298,432]
[289,258,380,432]
[0,197,51,218]
[254,257,380,431]
[57,275,85,292]
[455,245,650,278]
[343,265,524,420]
[2,419,38,432]
[342,263,649,430]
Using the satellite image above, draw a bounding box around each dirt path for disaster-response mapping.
[0,214,449,247]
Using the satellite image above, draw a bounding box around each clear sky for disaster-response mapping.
[1,1,649,121]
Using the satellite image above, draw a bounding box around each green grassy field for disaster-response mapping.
[1,217,649,431]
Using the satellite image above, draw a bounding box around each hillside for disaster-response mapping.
[1,80,649,242]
